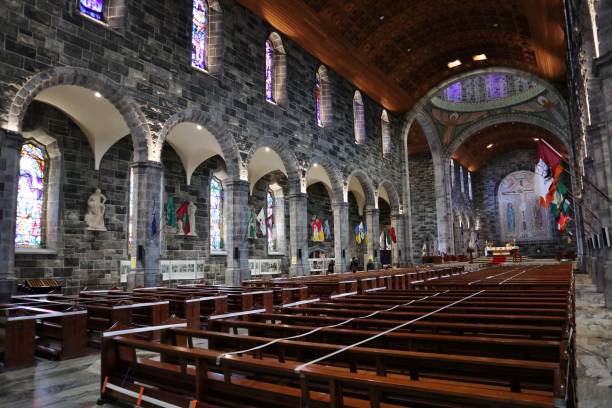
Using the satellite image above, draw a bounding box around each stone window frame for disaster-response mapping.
[266,32,288,107]
[73,0,128,33]
[316,66,332,127]
[267,184,286,256]
[15,130,62,255]
[353,90,366,145]
[381,109,391,159]
[209,174,227,256]
[190,0,224,77]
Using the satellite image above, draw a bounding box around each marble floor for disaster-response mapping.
[1,278,611,408]
[575,274,612,407]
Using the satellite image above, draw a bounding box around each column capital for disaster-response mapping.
[391,211,402,219]
[365,207,380,216]
[0,128,24,148]
[129,160,163,171]
[223,179,249,189]
[287,192,308,201]
[332,202,349,210]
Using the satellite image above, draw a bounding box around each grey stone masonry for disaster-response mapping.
[129,161,163,288]
[0,129,23,301]
[332,202,349,273]
[288,193,310,276]
[224,180,250,286]
[365,207,380,269]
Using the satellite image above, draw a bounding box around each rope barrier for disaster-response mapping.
[293,289,486,372]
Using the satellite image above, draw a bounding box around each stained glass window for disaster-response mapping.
[468,171,473,200]
[381,110,391,158]
[265,40,275,103]
[485,74,507,100]
[210,177,224,251]
[15,143,47,248]
[266,190,275,252]
[79,0,105,22]
[315,73,323,127]
[353,91,365,144]
[445,81,462,102]
[450,159,455,188]
[460,166,465,193]
[192,0,208,71]
[127,167,135,255]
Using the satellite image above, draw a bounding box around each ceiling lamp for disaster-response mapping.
[313,163,318,168]
[379,15,385,21]
[533,137,540,142]
[94,91,102,98]
[196,125,203,130]
[486,143,494,149]
[265,147,270,152]
[472,54,487,61]
[447,59,462,69]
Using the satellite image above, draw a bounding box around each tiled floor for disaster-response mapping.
[1,277,611,407]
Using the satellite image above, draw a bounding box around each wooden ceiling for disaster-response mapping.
[237,0,567,113]
[453,122,568,171]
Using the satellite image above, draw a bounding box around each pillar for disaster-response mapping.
[129,161,163,288]
[0,130,23,301]
[333,202,349,273]
[391,212,404,267]
[365,207,380,269]
[288,192,310,276]
[224,180,250,286]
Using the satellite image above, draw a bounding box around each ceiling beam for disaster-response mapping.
[236,0,413,113]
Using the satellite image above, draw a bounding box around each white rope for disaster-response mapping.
[208,308,266,320]
[214,291,444,365]
[294,289,485,372]
[103,322,187,337]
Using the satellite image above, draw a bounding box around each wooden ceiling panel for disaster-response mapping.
[237,0,566,113]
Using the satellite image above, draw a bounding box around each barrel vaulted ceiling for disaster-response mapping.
[237,0,567,113]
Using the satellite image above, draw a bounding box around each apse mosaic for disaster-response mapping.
[15,143,47,248]
[210,177,224,251]
[192,0,208,71]
[79,0,105,22]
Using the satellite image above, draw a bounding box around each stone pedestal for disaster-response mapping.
[365,207,380,269]
[288,193,310,276]
[130,161,163,287]
[224,180,250,285]
[332,202,349,273]
[0,130,23,301]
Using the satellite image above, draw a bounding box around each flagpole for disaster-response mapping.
[540,138,611,203]
[565,191,601,221]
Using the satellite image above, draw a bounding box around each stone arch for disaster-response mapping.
[346,169,376,208]
[448,113,570,157]
[6,66,151,163]
[377,180,401,214]
[245,136,301,195]
[305,153,344,205]
[158,108,241,181]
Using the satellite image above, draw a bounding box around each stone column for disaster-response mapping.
[333,202,349,273]
[391,212,403,266]
[288,192,310,276]
[365,207,380,269]
[0,130,23,301]
[224,180,250,286]
[129,161,163,288]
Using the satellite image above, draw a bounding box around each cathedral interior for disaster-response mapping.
[0,0,611,407]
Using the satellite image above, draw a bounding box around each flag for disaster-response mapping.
[247,208,256,239]
[354,223,362,245]
[176,201,190,235]
[535,140,564,207]
[379,231,385,250]
[385,229,392,249]
[323,219,331,240]
[165,194,176,227]
[256,208,267,236]
[389,227,397,243]
[558,212,571,233]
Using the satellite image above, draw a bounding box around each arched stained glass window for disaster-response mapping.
[460,166,465,193]
[15,143,48,248]
[450,159,455,188]
[353,91,366,145]
[265,40,275,103]
[381,109,391,158]
[315,73,323,127]
[266,190,276,252]
[79,0,105,22]
[192,0,209,71]
[468,171,473,200]
[210,177,224,251]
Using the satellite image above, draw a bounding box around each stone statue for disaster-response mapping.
[187,201,197,236]
[85,188,107,231]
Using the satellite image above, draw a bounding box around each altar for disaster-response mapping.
[485,244,520,257]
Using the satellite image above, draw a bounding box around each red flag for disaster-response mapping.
[536,140,562,173]
[558,212,571,233]
[389,227,397,243]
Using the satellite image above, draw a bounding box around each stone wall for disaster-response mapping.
[472,148,576,256]
[14,102,131,293]
[408,152,438,259]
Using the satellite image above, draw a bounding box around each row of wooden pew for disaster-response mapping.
[99,263,577,407]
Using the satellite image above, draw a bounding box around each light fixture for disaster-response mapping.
[406,48,412,53]
[265,147,270,152]
[486,143,494,149]
[447,59,462,69]
[94,91,102,98]
[379,15,385,21]
[196,125,203,130]
[493,23,499,28]
[533,137,540,142]
[472,54,487,61]
[313,163,318,168]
